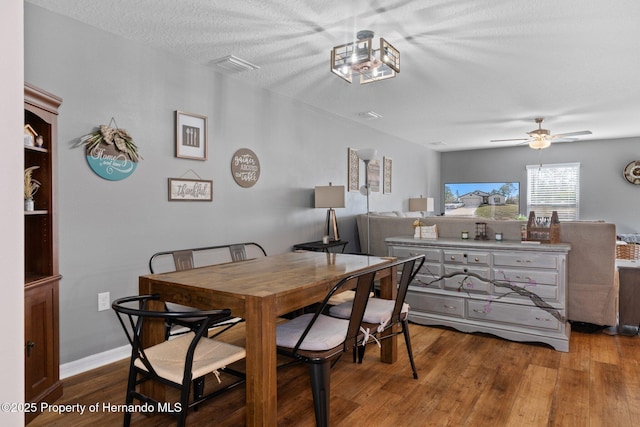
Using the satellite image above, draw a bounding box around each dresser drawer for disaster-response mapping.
[406,290,465,318]
[414,263,444,288]
[443,250,490,266]
[493,268,559,287]
[493,252,559,269]
[443,266,491,293]
[467,300,561,331]
[389,246,442,263]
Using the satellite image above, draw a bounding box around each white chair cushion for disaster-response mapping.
[327,290,374,306]
[276,313,349,351]
[329,298,409,325]
[135,333,246,384]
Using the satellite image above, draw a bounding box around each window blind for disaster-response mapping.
[526,163,580,221]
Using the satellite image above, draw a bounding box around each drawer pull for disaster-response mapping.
[450,256,456,261]
[535,317,551,322]
[472,309,486,314]
[474,257,479,262]
[515,275,532,280]
[515,259,532,263]
[443,304,456,309]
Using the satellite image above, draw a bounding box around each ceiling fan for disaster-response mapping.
[491,117,592,150]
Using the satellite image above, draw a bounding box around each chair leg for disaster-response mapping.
[308,361,331,427]
[357,343,366,364]
[402,320,418,379]
[177,379,191,427]
[193,377,205,411]
[123,363,137,427]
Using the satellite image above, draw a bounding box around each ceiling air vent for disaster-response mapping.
[212,55,260,73]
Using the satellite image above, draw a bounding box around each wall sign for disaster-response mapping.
[86,141,137,181]
[231,148,260,188]
[168,178,213,201]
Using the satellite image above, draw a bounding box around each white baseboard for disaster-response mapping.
[60,345,129,379]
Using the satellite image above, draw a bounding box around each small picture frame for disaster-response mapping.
[175,111,208,160]
[168,178,213,201]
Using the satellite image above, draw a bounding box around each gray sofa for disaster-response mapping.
[356,213,618,326]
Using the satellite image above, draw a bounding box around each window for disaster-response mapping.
[527,163,580,221]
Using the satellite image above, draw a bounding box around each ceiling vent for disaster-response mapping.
[211,55,260,73]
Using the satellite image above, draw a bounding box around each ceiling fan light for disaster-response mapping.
[529,138,551,150]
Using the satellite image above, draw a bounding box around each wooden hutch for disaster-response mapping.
[24,83,63,423]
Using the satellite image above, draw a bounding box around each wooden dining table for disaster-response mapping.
[138,251,398,427]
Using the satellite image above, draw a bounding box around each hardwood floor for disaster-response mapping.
[29,323,640,426]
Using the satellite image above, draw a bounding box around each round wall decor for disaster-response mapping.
[231,148,260,188]
[623,160,640,185]
[86,141,137,181]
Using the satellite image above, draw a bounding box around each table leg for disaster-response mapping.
[378,265,398,363]
[245,295,278,426]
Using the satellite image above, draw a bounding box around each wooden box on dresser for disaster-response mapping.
[386,236,571,352]
[24,83,63,423]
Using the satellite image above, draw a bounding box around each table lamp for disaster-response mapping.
[315,183,345,241]
[409,196,434,214]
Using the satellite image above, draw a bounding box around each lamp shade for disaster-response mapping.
[356,148,377,162]
[409,197,434,212]
[315,185,345,208]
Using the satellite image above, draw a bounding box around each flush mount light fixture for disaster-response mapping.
[331,30,400,84]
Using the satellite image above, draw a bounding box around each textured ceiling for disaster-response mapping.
[26,0,640,151]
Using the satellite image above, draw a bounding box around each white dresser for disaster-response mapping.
[387,236,571,352]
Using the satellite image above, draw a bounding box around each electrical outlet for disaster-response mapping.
[98,292,110,312]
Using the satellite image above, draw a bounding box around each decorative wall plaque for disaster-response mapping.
[383,156,392,194]
[231,148,260,188]
[168,178,212,201]
[348,147,359,192]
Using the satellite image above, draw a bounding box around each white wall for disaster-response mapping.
[0,1,26,424]
[441,138,640,233]
[24,4,438,364]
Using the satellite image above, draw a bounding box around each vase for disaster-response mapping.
[25,198,34,211]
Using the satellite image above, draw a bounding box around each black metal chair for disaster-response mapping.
[275,256,422,427]
[329,254,425,378]
[112,294,246,427]
[148,242,267,339]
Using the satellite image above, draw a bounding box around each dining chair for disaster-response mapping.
[112,294,246,427]
[149,243,267,339]
[329,254,425,378]
[275,256,421,427]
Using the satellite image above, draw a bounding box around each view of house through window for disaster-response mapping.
[527,163,580,221]
[443,182,520,220]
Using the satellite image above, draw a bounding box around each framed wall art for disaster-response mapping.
[175,111,208,160]
[383,156,392,194]
[168,178,213,201]
[348,147,359,192]
[368,159,380,192]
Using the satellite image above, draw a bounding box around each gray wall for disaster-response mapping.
[25,4,438,363]
[441,138,639,233]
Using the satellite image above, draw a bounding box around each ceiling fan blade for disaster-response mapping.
[549,137,578,143]
[490,138,530,142]
[552,130,592,138]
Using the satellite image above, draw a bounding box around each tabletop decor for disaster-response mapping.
[24,166,41,211]
[76,119,141,181]
[176,111,207,160]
